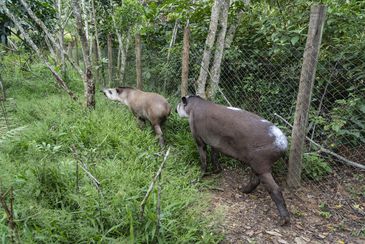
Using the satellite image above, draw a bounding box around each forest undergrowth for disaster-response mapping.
[0,57,222,243]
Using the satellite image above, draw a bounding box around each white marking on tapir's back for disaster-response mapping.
[260,119,269,123]
[269,125,288,151]
[227,106,241,111]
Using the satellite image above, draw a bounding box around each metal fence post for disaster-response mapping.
[287,5,327,188]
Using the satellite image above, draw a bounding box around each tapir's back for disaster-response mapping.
[190,100,287,165]
[130,90,171,124]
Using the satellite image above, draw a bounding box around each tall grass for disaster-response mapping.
[0,54,222,243]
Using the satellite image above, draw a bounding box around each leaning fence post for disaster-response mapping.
[181,19,190,97]
[287,5,327,188]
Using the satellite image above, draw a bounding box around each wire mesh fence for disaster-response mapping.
[1,29,363,234]
[97,39,365,232]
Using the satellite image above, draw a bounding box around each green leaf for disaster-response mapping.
[359,104,365,114]
[291,36,299,45]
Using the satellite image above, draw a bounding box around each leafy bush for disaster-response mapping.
[302,153,332,181]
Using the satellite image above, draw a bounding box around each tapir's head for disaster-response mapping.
[101,87,133,105]
[101,88,119,101]
[176,95,202,118]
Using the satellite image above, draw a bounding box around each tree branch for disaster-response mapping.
[19,0,84,77]
[71,145,101,191]
[140,147,170,217]
[274,113,365,170]
[1,3,77,100]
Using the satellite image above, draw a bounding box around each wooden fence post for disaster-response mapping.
[135,33,143,90]
[107,33,113,86]
[287,5,327,188]
[181,20,190,97]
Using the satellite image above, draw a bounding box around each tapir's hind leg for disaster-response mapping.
[259,172,290,226]
[241,172,260,193]
[211,147,222,173]
[137,117,146,128]
[195,138,208,176]
[153,124,164,147]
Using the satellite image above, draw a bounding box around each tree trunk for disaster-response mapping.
[181,20,190,97]
[56,0,66,77]
[75,36,80,66]
[116,32,123,80]
[44,34,56,60]
[120,33,130,84]
[225,11,242,49]
[91,0,101,81]
[71,0,95,108]
[135,33,142,90]
[109,4,128,84]
[1,4,76,100]
[167,19,179,61]
[81,0,89,51]
[107,33,113,86]
[92,39,99,78]
[67,42,73,57]
[208,0,230,99]
[225,0,249,49]
[196,0,223,98]
[287,5,327,188]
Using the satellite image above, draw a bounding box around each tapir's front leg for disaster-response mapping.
[153,124,164,147]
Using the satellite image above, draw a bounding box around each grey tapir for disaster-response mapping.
[102,87,171,146]
[176,95,290,225]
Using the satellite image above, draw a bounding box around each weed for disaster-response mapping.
[0,58,222,242]
[319,203,332,219]
[302,153,332,181]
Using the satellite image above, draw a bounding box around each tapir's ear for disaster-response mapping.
[116,88,123,94]
[182,96,187,105]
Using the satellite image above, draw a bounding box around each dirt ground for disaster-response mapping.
[207,167,365,244]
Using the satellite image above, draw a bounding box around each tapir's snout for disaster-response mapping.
[100,89,107,96]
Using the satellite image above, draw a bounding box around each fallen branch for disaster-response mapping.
[274,113,365,170]
[140,147,170,218]
[71,145,101,191]
[156,175,161,233]
[0,80,10,129]
[0,187,19,243]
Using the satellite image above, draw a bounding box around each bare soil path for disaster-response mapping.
[208,167,365,244]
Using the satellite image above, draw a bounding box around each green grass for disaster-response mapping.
[0,55,222,243]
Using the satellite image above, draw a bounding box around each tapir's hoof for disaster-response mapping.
[200,171,212,178]
[240,186,254,194]
[158,138,165,148]
[212,167,222,174]
[279,216,290,226]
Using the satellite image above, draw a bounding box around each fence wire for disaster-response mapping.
[13,34,362,234]
[95,39,365,233]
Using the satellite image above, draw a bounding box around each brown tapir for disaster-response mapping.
[177,95,290,225]
[102,87,171,146]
